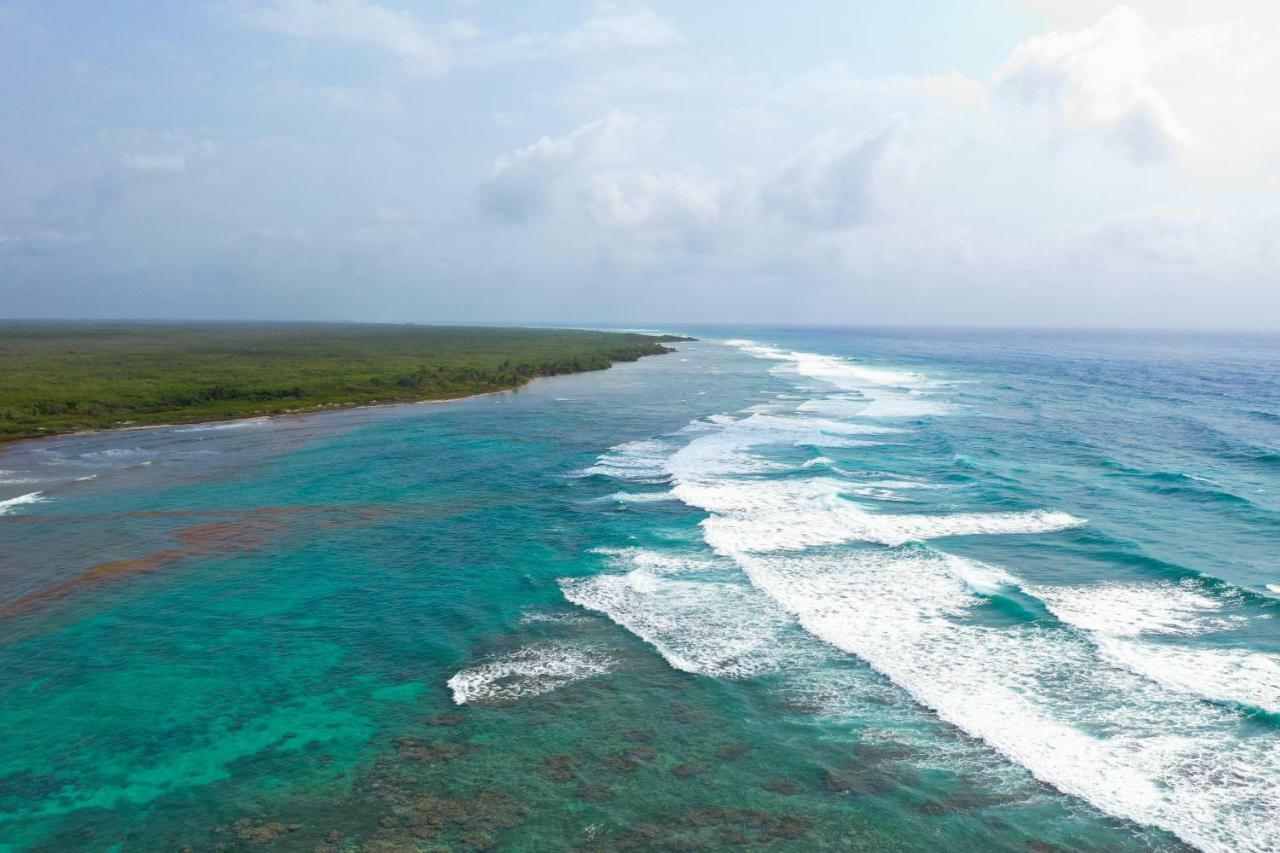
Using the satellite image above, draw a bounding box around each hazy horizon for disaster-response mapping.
[5,318,1280,336]
[2,1,1279,329]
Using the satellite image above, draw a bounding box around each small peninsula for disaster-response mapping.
[0,323,688,441]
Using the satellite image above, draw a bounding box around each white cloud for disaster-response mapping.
[238,2,676,76]
[1046,205,1280,274]
[478,112,648,223]
[237,0,462,77]
[0,229,88,254]
[484,5,678,64]
[114,135,217,183]
[555,6,679,52]
[265,81,404,114]
[763,127,895,228]
[583,170,725,251]
[120,152,187,175]
[993,7,1190,163]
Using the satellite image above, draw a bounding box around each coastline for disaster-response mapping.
[0,345,682,450]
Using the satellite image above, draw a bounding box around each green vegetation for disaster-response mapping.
[0,323,689,441]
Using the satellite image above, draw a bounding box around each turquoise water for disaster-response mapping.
[0,328,1277,851]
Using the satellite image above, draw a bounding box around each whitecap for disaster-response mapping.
[518,610,591,626]
[590,547,720,575]
[1027,580,1244,637]
[577,439,673,481]
[604,491,676,504]
[1095,638,1280,715]
[732,546,1280,853]
[0,491,45,516]
[446,644,614,705]
[672,477,1083,553]
[174,418,268,433]
[561,566,807,679]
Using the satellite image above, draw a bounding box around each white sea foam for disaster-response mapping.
[1096,638,1280,715]
[1028,581,1244,637]
[79,447,155,461]
[561,568,804,679]
[0,477,40,485]
[724,340,941,401]
[946,558,1019,596]
[733,547,1280,853]
[798,385,952,417]
[673,477,1083,553]
[174,418,268,433]
[0,491,45,516]
[605,491,676,504]
[590,547,721,576]
[742,412,899,437]
[1026,581,1276,714]
[565,548,811,677]
[657,411,905,483]
[573,340,1280,848]
[857,391,953,419]
[578,439,673,481]
[519,610,591,626]
[446,644,614,705]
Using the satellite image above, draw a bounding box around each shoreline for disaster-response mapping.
[0,346,681,451]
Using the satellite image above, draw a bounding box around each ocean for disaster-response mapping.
[0,327,1277,851]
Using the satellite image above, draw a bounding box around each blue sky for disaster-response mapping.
[1,1,1277,327]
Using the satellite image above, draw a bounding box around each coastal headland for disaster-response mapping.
[0,323,688,442]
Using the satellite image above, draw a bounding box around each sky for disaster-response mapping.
[1,1,1278,328]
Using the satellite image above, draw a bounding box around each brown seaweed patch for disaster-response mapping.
[236,818,302,845]
[761,778,802,795]
[0,516,283,618]
[541,753,578,782]
[210,818,303,846]
[575,780,614,802]
[667,703,701,724]
[601,751,642,774]
[672,762,710,780]
[1,505,386,621]
[394,737,466,765]
[916,789,1024,816]
[599,808,812,850]
[714,744,749,762]
[365,789,528,851]
[822,760,904,797]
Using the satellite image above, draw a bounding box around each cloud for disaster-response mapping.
[1045,205,1280,274]
[478,112,646,223]
[236,0,462,77]
[763,127,895,228]
[482,5,679,65]
[583,170,725,251]
[120,152,187,175]
[264,81,404,114]
[237,2,676,77]
[993,7,1189,163]
[0,229,88,255]
[115,134,217,180]
[555,6,679,52]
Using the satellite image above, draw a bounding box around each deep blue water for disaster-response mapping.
[0,328,1276,851]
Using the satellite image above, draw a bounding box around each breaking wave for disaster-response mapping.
[447,644,614,705]
[570,337,1280,851]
